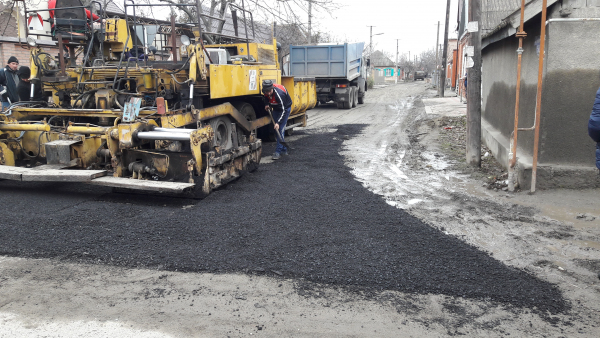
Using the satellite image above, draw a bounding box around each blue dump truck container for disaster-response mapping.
[289,42,367,109]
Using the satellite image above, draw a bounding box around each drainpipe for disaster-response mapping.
[508,0,549,194]
[508,0,527,192]
[547,18,600,23]
[530,0,549,193]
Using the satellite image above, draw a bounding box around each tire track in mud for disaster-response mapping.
[321,84,457,209]
[0,122,567,317]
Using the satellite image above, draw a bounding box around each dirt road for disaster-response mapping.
[0,83,598,337]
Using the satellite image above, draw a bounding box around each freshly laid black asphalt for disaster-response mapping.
[0,125,566,315]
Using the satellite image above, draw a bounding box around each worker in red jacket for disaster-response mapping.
[48,0,100,22]
[262,80,292,160]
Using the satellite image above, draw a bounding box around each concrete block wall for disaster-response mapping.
[557,0,600,16]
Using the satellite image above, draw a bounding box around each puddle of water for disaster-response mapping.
[572,240,600,251]
[536,204,599,229]
[421,152,450,170]
[341,97,465,210]
[463,181,494,199]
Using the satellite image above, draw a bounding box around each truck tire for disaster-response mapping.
[358,93,364,104]
[342,99,351,109]
[351,87,358,108]
[340,89,352,109]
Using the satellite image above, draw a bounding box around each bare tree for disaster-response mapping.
[159,0,340,40]
[399,54,414,77]
[418,49,436,73]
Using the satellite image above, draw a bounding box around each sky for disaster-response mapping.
[310,0,459,59]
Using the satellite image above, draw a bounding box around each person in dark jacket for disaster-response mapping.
[262,79,292,160]
[0,56,20,110]
[588,86,600,171]
[17,66,43,102]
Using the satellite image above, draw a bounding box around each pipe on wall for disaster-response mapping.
[508,0,527,192]
[530,0,549,193]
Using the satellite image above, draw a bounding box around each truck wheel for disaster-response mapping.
[358,93,364,104]
[209,116,233,150]
[284,127,294,136]
[342,100,351,109]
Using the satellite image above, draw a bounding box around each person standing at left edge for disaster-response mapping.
[588,83,600,172]
[262,79,292,160]
[0,56,20,111]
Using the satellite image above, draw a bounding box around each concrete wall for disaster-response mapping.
[482,15,542,165]
[481,4,600,182]
[543,19,600,165]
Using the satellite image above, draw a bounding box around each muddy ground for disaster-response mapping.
[0,82,599,337]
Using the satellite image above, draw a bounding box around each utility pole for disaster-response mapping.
[366,26,383,77]
[307,0,312,44]
[395,39,400,84]
[440,0,451,97]
[408,51,410,79]
[467,0,482,167]
[435,21,440,91]
[368,26,374,75]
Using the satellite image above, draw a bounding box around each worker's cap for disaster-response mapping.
[261,80,274,93]
[18,66,31,79]
[7,56,18,65]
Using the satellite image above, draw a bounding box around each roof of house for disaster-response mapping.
[481,0,560,48]
[105,0,125,15]
[371,50,395,67]
[199,6,272,43]
[0,2,20,38]
[481,0,524,36]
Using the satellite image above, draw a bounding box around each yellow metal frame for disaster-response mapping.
[209,64,280,99]
[104,18,133,53]
[281,77,316,116]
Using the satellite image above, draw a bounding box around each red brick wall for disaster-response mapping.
[0,43,33,67]
[0,42,62,69]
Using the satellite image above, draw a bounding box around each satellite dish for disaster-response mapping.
[180,35,191,46]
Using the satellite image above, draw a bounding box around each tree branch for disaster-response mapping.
[157,0,215,44]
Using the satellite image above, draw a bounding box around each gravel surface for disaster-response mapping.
[0,124,567,316]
